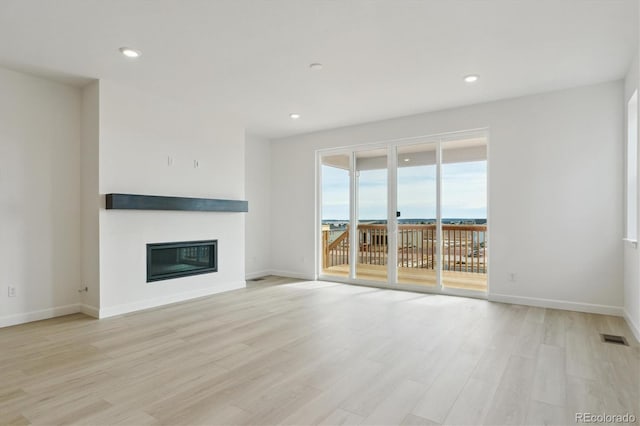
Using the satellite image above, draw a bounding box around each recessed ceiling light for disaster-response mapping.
[464,74,479,83]
[404,158,410,162]
[309,63,323,70]
[119,47,141,58]
[290,113,301,119]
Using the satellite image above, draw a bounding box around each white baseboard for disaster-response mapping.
[0,281,248,326]
[267,269,316,281]
[623,309,640,343]
[246,270,271,280]
[489,293,623,316]
[80,304,100,318]
[98,281,246,318]
[0,304,82,328]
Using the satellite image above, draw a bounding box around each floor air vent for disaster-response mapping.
[600,334,629,346]
[249,277,266,282]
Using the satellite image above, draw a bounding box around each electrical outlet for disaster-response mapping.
[8,286,16,297]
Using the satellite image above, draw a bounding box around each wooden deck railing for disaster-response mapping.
[324,226,350,269]
[322,224,487,273]
[441,225,487,273]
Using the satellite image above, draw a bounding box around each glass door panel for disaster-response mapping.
[355,148,388,282]
[441,137,488,291]
[397,143,438,287]
[321,154,351,278]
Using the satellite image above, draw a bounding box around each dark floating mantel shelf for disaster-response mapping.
[105,193,248,212]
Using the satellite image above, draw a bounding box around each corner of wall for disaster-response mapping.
[80,80,101,310]
[624,308,640,342]
[245,134,273,278]
[0,66,84,328]
[622,45,640,344]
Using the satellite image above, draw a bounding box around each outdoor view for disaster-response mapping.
[321,139,487,291]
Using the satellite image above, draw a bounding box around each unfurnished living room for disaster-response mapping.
[0,1,639,425]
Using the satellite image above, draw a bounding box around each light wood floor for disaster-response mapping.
[323,264,487,291]
[1,276,638,426]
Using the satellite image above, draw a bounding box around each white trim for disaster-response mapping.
[623,309,640,343]
[316,128,490,296]
[315,128,488,155]
[387,145,398,284]
[349,155,358,280]
[316,150,323,280]
[485,128,491,294]
[98,281,246,318]
[80,304,100,318]
[626,90,639,242]
[246,270,272,280]
[268,269,316,281]
[0,303,82,328]
[435,140,443,291]
[488,293,623,316]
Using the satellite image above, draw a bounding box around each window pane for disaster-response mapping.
[321,154,350,278]
[441,137,488,291]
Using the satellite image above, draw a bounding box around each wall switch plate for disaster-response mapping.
[8,286,16,297]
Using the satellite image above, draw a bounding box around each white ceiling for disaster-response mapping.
[0,0,637,139]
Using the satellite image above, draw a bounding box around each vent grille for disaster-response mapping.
[600,334,629,346]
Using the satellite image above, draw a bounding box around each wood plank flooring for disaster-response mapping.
[0,276,638,425]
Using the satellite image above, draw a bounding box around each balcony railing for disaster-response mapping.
[322,224,487,274]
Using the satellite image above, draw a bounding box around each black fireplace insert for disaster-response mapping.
[147,240,217,282]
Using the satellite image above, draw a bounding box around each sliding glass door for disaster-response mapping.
[320,154,350,279]
[441,137,488,291]
[396,142,438,287]
[355,148,388,283]
[319,132,488,293]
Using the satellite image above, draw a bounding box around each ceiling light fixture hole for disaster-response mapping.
[119,47,141,58]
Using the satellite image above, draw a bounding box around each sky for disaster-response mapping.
[322,161,487,220]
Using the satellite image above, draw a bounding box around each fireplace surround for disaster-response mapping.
[147,240,217,282]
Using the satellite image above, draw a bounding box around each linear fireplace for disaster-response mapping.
[147,240,217,282]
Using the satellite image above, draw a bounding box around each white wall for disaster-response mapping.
[623,46,640,339]
[97,80,246,317]
[245,134,272,279]
[271,81,624,314]
[0,67,82,327]
[80,81,100,315]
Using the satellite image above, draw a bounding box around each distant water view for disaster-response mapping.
[323,218,487,243]
[323,218,487,231]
